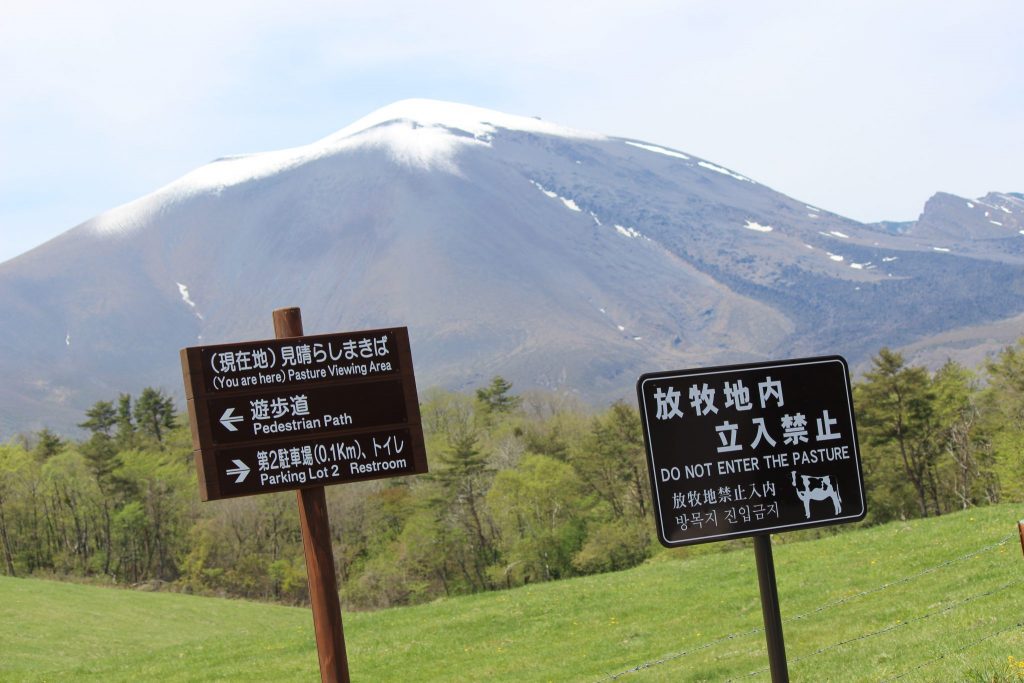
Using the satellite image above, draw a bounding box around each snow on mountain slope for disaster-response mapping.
[91,99,604,238]
[1,99,1022,436]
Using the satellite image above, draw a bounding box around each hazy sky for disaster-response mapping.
[2,1,1021,263]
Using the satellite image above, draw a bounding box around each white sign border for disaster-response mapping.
[639,356,866,547]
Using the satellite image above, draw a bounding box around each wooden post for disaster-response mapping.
[753,534,789,683]
[1018,520,1023,559]
[273,307,350,683]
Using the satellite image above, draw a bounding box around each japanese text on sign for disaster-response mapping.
[182,327,427,502]
[182,329,403,397]
[210,334,390,374]
[637,356,865,547]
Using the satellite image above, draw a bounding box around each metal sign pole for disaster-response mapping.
[753,534,789,683]
[636,357,864,682]
[274,307,350,683]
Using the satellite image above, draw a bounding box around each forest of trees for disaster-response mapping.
[1,344,1023,609]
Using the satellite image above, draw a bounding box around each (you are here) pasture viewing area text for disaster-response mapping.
[1,504,1020,681]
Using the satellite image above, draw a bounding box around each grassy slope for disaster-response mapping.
[1,504,1021,682]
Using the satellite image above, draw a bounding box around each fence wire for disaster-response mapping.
[598,624,766,680]
[881,620,1024,682]
[598,532,1016,681]
[739,579,1022,679]
[782,533,1015,626]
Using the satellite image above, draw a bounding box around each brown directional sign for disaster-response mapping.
[637,356,865,547]
[187,380,410,447]
[181,327,427,501]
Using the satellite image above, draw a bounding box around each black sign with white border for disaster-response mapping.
[637,356,866,547]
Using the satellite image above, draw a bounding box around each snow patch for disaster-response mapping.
[177,284,196,307]
[337,122,483,174]
[932,246,951,253]
[530,180,581,213]
[324,99,603,146]
[624,140,690,160]
[198,120,480,188]
[615,225,644,239]
[177,282,197,308]
[177,282,204,320]
[967,202,975,208]
[590,211,602,226]
[698,161,752,183]
[827,253,844,262]
[530,180,558,199]
[807,213,819,219]
[882,256,898,262]
[91,198,163,236]
[806,205,821,213]
[1000,205,1012,214]
[744,220,773,233]
[990,220,1004,227]
[829,230,850,239]
[65,333,71,347]
[633,336,643,341]
[850,263,864,270]
[617,325,626,332]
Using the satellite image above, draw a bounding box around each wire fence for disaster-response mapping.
[598,532,1019,681]
[739,579,1022,679]
[880,620,1024,682]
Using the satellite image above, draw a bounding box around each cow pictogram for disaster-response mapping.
[791,470,842,518]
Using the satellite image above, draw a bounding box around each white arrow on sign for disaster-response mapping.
[226,459,250,484]
[220,407,245,432]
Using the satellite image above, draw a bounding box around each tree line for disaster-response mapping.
[1,345,1022,608]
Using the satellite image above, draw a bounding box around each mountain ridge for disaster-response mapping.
[2,99,1021,436]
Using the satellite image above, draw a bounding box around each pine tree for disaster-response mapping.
[475,376,521,415]
[31,428,63,462]
[78,400,117,437]
[133,388,177,443]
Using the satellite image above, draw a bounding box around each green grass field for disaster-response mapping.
[2,505,1022,682]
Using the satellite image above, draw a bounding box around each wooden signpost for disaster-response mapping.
[181,308,428,681]
[637,356,866,682]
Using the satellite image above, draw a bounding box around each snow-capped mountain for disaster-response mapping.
[2,99,1022,436]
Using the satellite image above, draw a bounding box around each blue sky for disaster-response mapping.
[1,0,1021,263]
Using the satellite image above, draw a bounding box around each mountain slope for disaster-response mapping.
[1,99,1022,435]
